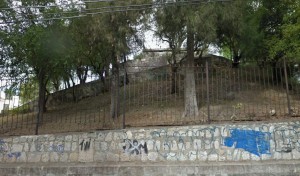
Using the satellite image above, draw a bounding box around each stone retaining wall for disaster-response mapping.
[0,121,299,163]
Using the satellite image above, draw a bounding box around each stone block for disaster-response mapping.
[148,152,158,161]
[60,153,68,162]
[16,152,27,162]
[232,149,241,161]
[87,132,96,139]
[214,128,221,137]
[208,153,218,161]
[105,132,113,141]
[147,140,154,151]
[126,131,133,139]
[171,141,177,151]
[41,153,50,162]
[155,140,160,151]
[23,143,29,151]
[97,133,105,141]
[72,135,78,142]
[189,151,197,161]
[64,142,71,152]
[282,152,292,160]
[273,152,282,160]
[120,153,130,161]
[65,135,73,142]
[94,152,106,162]
[250,153,261,161]
[71,142,78,152]
[193,139,201,150]
[241,151,250,160]
[292,150,300,159]
[198,151,208,161]
[130,154,141,161]
[27,152,42,162]
[49,135,56,141]
[12,144,23,152]
[214,141,220,149]
[78,148,94,162]
[12,137,20,143]
[261,153,272,160]
[69,152,78,162]
[49,152,59,162]
[106,153,119,162]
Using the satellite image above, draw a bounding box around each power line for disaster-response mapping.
[0,0,115,11]
[0,0,232,25]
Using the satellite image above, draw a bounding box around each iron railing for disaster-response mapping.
[0,61,300,136]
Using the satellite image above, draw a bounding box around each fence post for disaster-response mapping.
[122,69,126,129]
[206,60,211,123]
[35,108,40,135]
[283,58,291,115]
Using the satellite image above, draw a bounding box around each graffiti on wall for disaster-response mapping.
[123,139,148,155]
[80,139,91,151]
[48,144,64,154]
[34,140,64,154]
[150,127,219,160]
[224,129,271,156]
[7,152,21,159]
[0,139,9,154]
[273,125,300,153]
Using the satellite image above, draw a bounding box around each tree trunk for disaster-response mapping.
[99,69,109,93]
[171,64,178,94]
[122,54,129,85]
[182,28,199,118]
[77,66,88,84]
[36,69,47,134]
[170,51,178,94]
[110,50,120,119]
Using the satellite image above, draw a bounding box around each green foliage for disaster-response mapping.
[255,0,299,61]
[269,2,300,60]
[221,46,232,60]
[134,53,144,61]
[18,77,39,103]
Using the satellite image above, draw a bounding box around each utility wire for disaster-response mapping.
[0,0,232,25]
[0,0,115,10]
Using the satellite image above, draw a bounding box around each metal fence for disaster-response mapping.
[1,61,300,137]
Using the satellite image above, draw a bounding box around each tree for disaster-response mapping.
[154,0,225,118]
[69,16,111,90]
[216,0,264,65]
[154,4,186,94]
[252,0,297,62]
[266,1,300,60]
[0,0,73,134]
[88,0,151,119]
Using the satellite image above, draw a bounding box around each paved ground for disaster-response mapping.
[0,160,299,176]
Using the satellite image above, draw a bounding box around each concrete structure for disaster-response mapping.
[0,120,300,175]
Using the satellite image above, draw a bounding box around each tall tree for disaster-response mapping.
[215,0,264,64]
[88,0,151,118]
[265,1,300,60]
[254,0,297,61]
[0,0,73,134]
[154,0,224,118]
[154,4,186,94]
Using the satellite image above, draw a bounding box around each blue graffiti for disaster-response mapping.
[7,152,21,159]
[224,129,271,156]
